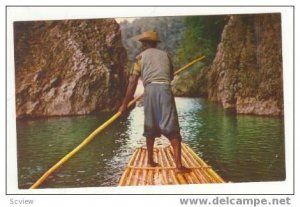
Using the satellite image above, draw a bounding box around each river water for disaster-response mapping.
[16,97,285,189]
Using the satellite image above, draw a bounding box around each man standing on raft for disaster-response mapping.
[119,31,191,173]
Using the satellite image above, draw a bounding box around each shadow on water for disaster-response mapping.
[17,112,134,188]
[16,98,285,188]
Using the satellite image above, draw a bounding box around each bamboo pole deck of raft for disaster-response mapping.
[118,143,225,186]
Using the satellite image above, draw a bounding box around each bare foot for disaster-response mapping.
[175,166,191,174]
[148,162,159,167]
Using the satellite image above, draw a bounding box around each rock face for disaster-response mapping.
[14,19,128,118]
[172,65,209,97]
[208,14,283,115]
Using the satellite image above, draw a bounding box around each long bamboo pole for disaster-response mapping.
[30,55,205,189]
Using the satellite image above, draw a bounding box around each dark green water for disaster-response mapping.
[16,98,285,189]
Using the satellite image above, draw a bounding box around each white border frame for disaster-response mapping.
[6,6,294,195]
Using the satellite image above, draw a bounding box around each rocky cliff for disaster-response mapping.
[172,65,209,97]
[14,19,128,118]
[208,13,283,115]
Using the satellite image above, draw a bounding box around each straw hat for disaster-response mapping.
[132,31,160,42]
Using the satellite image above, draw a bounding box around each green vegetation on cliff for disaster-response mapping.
[172,15,226,97]
[176,15,227,64]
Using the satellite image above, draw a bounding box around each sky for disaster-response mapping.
[115,17,136,23]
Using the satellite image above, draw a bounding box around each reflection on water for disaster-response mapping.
[16,98,285,188]
[176,98,285,182]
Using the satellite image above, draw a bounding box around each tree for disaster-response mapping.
[177,15,227,65]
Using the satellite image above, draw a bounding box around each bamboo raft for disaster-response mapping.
[118,143,225,186]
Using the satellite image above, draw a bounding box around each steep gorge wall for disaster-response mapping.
[14,19,128,118]
[172,65,209,97]
[208,13,283,115]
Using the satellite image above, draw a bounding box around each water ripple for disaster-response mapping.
[16,98,285,188]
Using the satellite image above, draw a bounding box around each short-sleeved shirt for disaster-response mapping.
[132,48,173,86]
[132,48,180,139]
